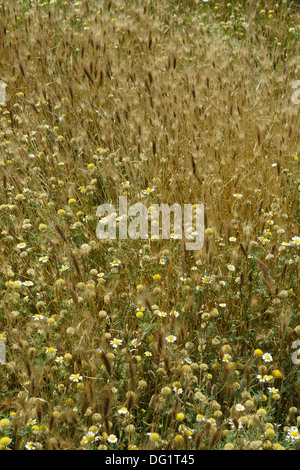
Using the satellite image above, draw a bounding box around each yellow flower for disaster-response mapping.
[265,428,275,439]
[273,443,285,450]
[0,418,10,428]
[272,370,282,379]
[224,443,235,450]
[149,433,160,442]
[176,412,185,421]
[0,437,11,446]
[254,349,263,357]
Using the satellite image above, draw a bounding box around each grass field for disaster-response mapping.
[0,0,299,451]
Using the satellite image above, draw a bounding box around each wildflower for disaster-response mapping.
[202,275,212,284]
[33,314,44,321]
[196,414,205,422]
[110,259,121,267]
[110,338,123,348]
[184,357,192,364]
[235,404,245,412]
[268,387,279,394]
[0,437,11,447]
[39,256,49,263]
[157,311,167,318]
[227,264,235,272]
[233,193,243,198]
[224,443,235,450]
[170,232,180,239]
[161,386,171,396]
[27,418,36,426]
[170,310,180,317]
[69,374,83,383]
[82,431,99,445]
[229,418,243,430]
[17,242,26,249]
[131,338,141,348]
[254,349,263,357]
[60,264,70,272]
[149,433,159,442]
[11,280,22,288]
[11,310,20,317]
[176,412,185,421]
[118,407,129,415]
[0,418,10,429]
[25,442,36,450]
[46,347,57,357]
[107,434,118,443]
[141,187,155,196]
[55,356,64,364]
[31,425,40,434]
[291,236,300,245]
[257,375,270,383]
[262,353,273,363]
[166,335,177,343]
[207,418,217,426]
[222,354,232,363]
[272,370,282,379]
[286,427,300,441]
[23,281,34,286]
[80,243,90,250]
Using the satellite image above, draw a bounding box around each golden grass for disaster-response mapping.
[0,0,299,450]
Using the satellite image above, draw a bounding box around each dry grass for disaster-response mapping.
[0,0,299,450]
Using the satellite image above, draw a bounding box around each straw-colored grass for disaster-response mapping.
[0,0,299,450]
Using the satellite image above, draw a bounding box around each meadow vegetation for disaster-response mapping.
[0,0,299,450]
